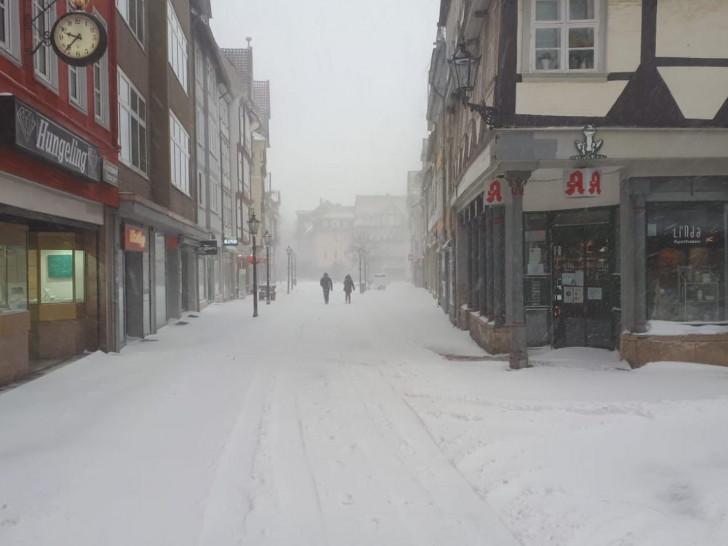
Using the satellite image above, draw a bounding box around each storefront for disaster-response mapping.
[116,195,208,349]
[0,97,117,384]
[621,176,728,366]
[524,206,619,350]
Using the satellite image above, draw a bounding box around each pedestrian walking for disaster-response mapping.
[320,272,333,304]
[343,274,355,303]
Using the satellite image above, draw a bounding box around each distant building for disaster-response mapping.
[295,201,355,281]
[354,196,410,283]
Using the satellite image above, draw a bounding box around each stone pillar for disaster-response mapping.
[454,213,469,328]
[493,206,505,326]
[619,175,634,338]
[485,206,494,321]
[632,193,647,333]
[478,214,486,312]
[505,171,531,369]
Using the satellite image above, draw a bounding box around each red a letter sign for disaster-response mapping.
[486,180,502,203]
[565,171,584,196]
[588,170,601,195]
[564,169,602,198]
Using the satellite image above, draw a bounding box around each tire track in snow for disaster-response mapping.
[346,361,524,546]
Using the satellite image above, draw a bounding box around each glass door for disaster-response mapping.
[552,224,614,349]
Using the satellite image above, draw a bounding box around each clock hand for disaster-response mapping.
[64,33,82,52]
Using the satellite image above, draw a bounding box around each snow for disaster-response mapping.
[646,320,728,336]
[1,282,727,545]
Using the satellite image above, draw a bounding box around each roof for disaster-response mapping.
[354,195,408,217]
[221,48,253,96]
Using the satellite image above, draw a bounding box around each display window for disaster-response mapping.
[646,203,725,322]
[0,223,29,315]
[28,233,86,305]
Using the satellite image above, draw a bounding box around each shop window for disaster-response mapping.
[646,204,725,322]
[28,234,86,305]
[0,224,28,314]
[525,213,549,276]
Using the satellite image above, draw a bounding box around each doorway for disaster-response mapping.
[551,211,616,349]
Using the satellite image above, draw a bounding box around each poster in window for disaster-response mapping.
[47,254,73,278]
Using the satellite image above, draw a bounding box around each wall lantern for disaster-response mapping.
[447,41,501,129]
[448,42,479,94]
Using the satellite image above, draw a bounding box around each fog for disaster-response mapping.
[210,0,439,225]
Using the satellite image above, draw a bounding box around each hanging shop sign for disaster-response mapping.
[0,96,101,181]
[485,180,503,204]
[123,224,147,252]
[564,168,602,198]
[102,158,118,186]
[223,238,239,246]
[198,240,219,255]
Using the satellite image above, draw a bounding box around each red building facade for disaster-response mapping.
[0,0,119,385]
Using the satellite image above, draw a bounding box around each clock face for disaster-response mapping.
[51,11,108,66]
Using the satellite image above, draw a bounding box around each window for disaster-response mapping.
[93,12,109,126]
[116,0,145,45]
[221,141,230,189]
[219,98,229,139]
[170,112,190,195]
[167,0,188,92]
[223,192,232,231]
[197,171,205,206]
[0,0,20,61]
[210,179,220,212]
[0,223,28,315]
[69,66,87,111]
[530,0,600,72]
[27,233,86,306]
[32,0,57,88]
[118,70,148,174]
[194,44,204,85]
[646,203,725,323]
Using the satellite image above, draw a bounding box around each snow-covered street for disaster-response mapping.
[1,282,727,546]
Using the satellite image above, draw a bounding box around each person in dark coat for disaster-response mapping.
[343,274,355,303]
[320,272,333,304]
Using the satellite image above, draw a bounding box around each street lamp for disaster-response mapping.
[263,229,270,305]
[358,247,365,293]
[247,210,260,317]
[263,230,271,304]
[286,245,292,294]
[447,41,500,129]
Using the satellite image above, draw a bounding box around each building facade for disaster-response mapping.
[113,0,207,350]
[426,0,728,367]
[0,0,120,381]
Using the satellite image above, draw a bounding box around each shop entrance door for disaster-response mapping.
[552,224,614,349]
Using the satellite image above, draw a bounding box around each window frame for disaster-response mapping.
[522,0,606,78]
[116,0,145,47]
[92,10,110,127]
[0,0,21,63]
[68,66,88,113]
[169,111,191,195]
[167,0,188,93]
[118,69,148,175]
[32,0,58,90]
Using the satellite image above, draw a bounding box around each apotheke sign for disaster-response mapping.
[0,96,101,181]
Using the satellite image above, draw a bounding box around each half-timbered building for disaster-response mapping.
[431,0,728,367]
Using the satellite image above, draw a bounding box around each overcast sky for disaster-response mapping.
[210,0,440,224]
